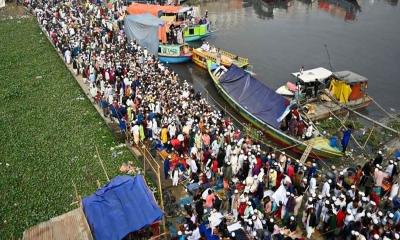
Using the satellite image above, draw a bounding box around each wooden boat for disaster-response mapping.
[276,67,372,121]
[158,44,192,64]
[207,60,344,160]
[193,47,249,70]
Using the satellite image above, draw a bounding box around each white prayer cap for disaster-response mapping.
[378,211,383,217]
[234,189,238,194]
[373,218,379,225]
[373,234,379,239]
[178,231,183,235]
[308,197,313,202]
[311,193,316,198]
[252,215,256,220]
[290,216,295,221]
[346,209,352,214]
[231,232,236,237]
[247,201,251,205]
[328,179,332,183]
[362,197,368,202]
[340,194,345,199]
[390,160,394,164]
[325,200,330,205]
[332,196,337,201]
[282,151,285,155]
[331,165,336,170]
[326,192,331,198]
[269,218,274,223]
[318,194,323,200]
[351,185,356,189]
[312,163,317,167]
[395,233,399,239]
[378,150,383,155]
[370,200,376,206]
[389,212,394,218]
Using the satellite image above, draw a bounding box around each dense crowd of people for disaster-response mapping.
[26,0,400,239]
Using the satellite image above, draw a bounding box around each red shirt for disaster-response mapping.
[336,210,345,228]
[211,160,219,173]
[287,165,295,179]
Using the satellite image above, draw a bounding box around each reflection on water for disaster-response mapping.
[244,0,293,20]
[318,0,361,21]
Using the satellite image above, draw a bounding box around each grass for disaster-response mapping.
[0,18,137,237]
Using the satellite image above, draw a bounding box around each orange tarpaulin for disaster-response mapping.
[127,3,181,16]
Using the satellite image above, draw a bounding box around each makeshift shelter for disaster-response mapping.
[83,175,164,240]
[22,208,92,240]
[124,14,165,55]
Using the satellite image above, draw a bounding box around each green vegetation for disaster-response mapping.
[0,18,136,237]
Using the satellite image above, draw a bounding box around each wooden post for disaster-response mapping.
[157,165,166,239]
[142,145,146,177]
[95,146,110,181]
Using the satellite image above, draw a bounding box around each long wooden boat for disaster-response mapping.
[193,47,249,70]
[207,60,344,160]
[276,68,372,121]
[158,44,192,64]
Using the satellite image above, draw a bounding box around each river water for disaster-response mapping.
[171,0,400,119]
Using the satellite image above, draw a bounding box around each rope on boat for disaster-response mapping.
[371,96,398,120]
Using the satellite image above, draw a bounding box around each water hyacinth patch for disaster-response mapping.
[0,18,137,238]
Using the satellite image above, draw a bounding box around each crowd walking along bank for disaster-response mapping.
[22,0,400,239]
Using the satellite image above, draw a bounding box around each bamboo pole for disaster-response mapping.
[363,125,375,148]
[95,145,110,181]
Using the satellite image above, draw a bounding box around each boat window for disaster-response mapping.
[189,28,195,35]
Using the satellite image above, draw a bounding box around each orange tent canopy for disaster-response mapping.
[127,3,181,16]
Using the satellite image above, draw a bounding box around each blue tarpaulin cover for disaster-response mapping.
[83,175,163,240]
[124,14,164,55]
[219,65,288,129]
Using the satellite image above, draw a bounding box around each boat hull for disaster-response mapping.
[184,33,210,42]
[159,55,192,64]
[207,61,343,160]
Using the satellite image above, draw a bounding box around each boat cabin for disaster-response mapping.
[330,71,368,103]
[158,44,191,57]
[291,67,333,99]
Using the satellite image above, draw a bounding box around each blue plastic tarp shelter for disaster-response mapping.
[124,14,164,55]
[83,175,163,240]
[219,65,288,129]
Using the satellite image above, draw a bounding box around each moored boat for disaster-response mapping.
[158,44,192,64]
[207,61,344,160]
[193,47,249,70]
[276,67,372,121]
[127,3,212,42]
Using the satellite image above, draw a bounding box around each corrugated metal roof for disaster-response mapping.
[334,70,368,83]
[22,207,93,240]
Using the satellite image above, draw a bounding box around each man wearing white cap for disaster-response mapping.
[321,179,332,198]
[231,189,240,221]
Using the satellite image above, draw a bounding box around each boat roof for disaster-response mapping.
[179,7,192,13]
[127,3,181,16]
[291,67,332,83]
[333,70,368,83]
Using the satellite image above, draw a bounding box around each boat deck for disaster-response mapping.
[304,95,372,121]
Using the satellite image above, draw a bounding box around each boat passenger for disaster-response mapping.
[201,41,210,51]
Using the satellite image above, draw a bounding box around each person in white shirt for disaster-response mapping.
[321,179,332,198]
